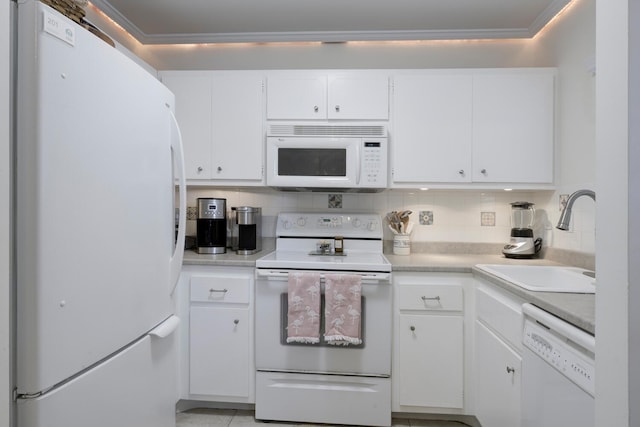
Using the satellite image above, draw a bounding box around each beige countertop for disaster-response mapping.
[183,240,595,336]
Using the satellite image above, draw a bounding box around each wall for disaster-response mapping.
[90,0,597,255]
[629,0,640,423]
[596,0,631,424]
[532,0,597,253]
[1,1,11,427]
[184,188,544,246]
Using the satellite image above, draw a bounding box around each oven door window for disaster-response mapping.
[278,148,347,177]
[279,293,365,348]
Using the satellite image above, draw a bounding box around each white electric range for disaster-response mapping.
[254,212,393,427]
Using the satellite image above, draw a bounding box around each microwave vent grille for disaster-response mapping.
[268,124,386,137]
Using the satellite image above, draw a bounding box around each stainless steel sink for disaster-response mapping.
[476,264,596,293]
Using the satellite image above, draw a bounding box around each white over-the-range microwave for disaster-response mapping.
[266,123,388,192]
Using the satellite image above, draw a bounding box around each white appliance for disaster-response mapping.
[255,213,392,427]
[13,2,186,426]
[266,123,388,192]
[522,304,595,427]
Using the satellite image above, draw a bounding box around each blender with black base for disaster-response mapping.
[503,201,542,258]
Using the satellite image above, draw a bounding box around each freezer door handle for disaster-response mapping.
[169,109,186,294]
[149,315,180,339]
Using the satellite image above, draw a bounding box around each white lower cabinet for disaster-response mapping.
[398,314,463,408]
[189,306,250,397]
[474,278,526,427]
[393,273,473,414]
[474,321,521,427]
[177,266,255,403]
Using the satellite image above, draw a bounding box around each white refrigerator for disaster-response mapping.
[13,1,186,426]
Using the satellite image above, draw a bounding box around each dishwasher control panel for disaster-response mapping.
[524,318,595,396]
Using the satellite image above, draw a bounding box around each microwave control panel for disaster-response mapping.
[360,139,387,187]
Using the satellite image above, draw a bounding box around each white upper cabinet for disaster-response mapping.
[161,71,213,180]
[391,68,556,189]
[211,73,264,181]
[266,74,327,120]
[472,71,555,184]
[327,75,390,119]
[392,73,473,183]
[267,72,389,120]
[160,71,265,185]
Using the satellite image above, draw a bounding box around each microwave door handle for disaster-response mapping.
[356,144,361,185]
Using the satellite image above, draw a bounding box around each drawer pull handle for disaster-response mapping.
[506,366,515,374]
[209,288,228,293]
[421,296,441,302]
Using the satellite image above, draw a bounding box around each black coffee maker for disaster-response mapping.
[196,198,227,254]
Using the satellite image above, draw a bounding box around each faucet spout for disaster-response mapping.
[556,189,596,231]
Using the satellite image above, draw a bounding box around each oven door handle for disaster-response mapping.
[256,269,391,284]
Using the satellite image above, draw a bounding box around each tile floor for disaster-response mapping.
[176,408,472,427]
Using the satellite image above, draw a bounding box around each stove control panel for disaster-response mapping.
[277,213,382,238]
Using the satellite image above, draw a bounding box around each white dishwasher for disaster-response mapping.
[521,303,595,427]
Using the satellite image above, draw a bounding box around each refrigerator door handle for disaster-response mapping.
[169,109,186,294]
[149,315,180,339]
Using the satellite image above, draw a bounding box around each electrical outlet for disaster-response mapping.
[559,194,569,211]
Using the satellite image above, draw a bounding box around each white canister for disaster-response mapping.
[393,234,411,255]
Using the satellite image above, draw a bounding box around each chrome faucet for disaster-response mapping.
[556,189,596,230]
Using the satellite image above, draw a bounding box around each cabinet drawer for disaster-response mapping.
[398,285,463,312]
[190,275,250,304]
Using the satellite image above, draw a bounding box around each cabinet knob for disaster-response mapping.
[506,366,515,374]
[197,166,203,173]
[458,169,465,176]
[217,166,222,172]
[410,325,416,332]
[481,168,487,175]
[314,105,319,113]
[335,105,340,112]
[234,319,240,325]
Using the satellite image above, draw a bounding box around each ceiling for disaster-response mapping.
[89,0,572,45]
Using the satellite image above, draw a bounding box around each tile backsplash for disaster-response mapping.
[182,187,595,254]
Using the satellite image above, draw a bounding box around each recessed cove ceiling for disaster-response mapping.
[89,0,572,44]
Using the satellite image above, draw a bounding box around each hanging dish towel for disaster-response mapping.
[287,272,321,344]
[324,274,362,346]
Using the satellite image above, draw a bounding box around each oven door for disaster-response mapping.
[255,269,392,376]
[266,137,359,188]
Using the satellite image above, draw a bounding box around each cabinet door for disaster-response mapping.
[398,314,464,408]
[328,75,389,119]
[266,74,327,119]
[392,74,473,183]
[189,306,250,397]
[472,71,554,183]
[211,73,264,181]
[475,321,522,427]
[161,72,212,179]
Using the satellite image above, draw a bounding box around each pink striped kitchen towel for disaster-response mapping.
[324,274,362,346]
[287,272,321,344]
